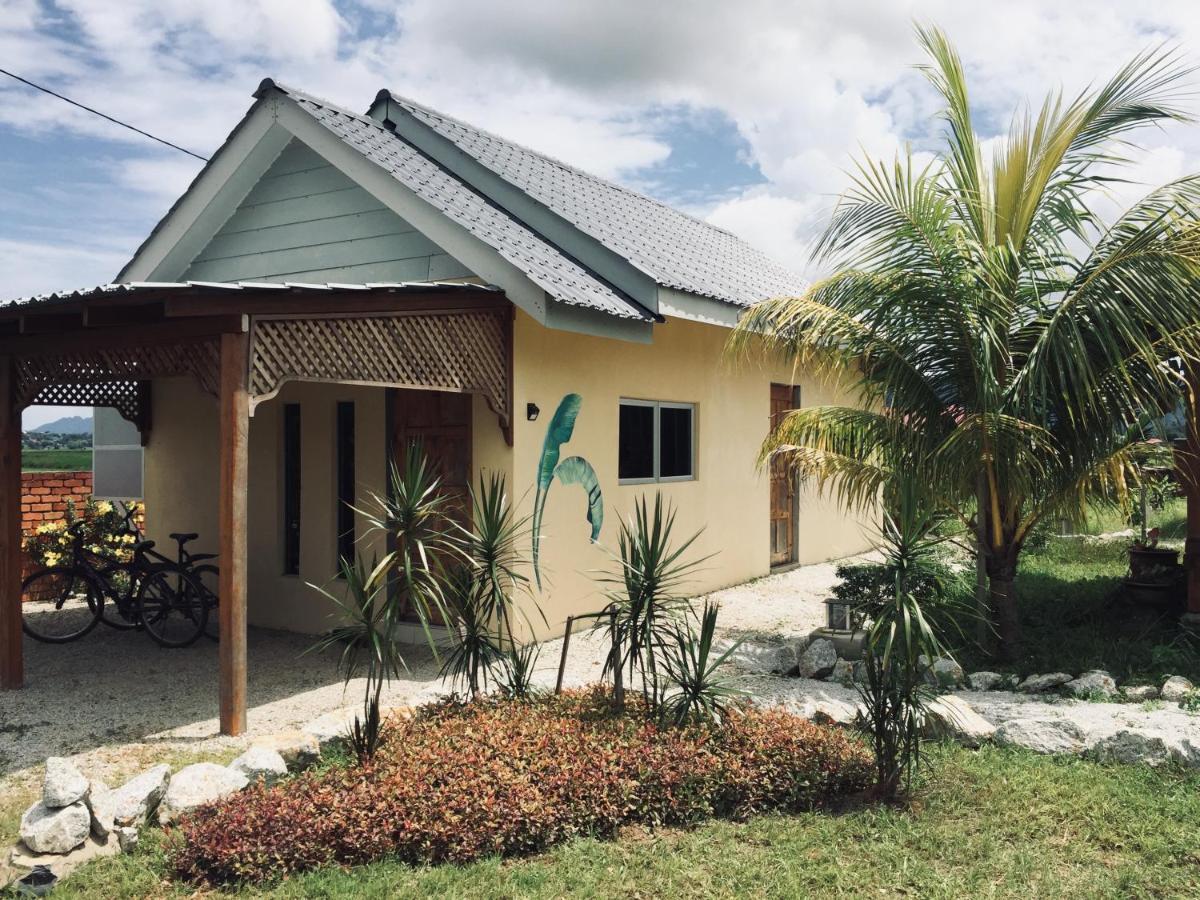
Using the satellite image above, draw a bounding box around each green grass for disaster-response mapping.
[36,745,1200,899]
[21,448,91,472]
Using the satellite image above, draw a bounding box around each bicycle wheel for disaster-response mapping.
[192,563,220,641]
[136,567,209,648]
[21,567,103,643]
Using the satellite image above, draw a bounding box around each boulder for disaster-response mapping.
[114,826,139,854]
[810,698,862,728]
[923,657,966,690]
[230,746,288,786]
[966,671,1004,692]
[1016,672,1073,694]
[158,764,248,825]
[111,765,171,827]
[8,834,119,882]
[994,717,1085,755]
[796,638,837,680]
[42,757,89,809]
[85,779,114,840]
[1066,670,1118,700]
[252,730,321,771]
[302,708,358,752]
[720,640,797,675]
[829,659,856,685]
[921,696,996,748]
[19,801,91,855]
[1090,729,1173,767]
[1122,684,1159,702]
[1161,675,1194,703]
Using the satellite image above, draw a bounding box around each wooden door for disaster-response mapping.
[769,384,800,567]
[391,389,472,620]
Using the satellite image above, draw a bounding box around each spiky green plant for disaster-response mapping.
[498,642,542,700]
[439,565,505,698]
[660,601,746,726]
[730,26,1200,659]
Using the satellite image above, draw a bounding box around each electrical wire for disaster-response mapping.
[0,67,209,161]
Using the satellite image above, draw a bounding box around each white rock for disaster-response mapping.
[1161,675,1194,703]
[810,698,862,727]
[8,834,119,881]
[1090,729,1173,767]
[85,779,114,840]
[230,746,288,786]
[115,826,139,854]
[921,696,996,748]
[158,764,248,825]
[830,659,856,684]
[1122,685,1159,702]
[966,671,1004,692]
[994,717,1085,755]
[720,639,796,675]
[923,657,966,689]
[1066,671,1118,700]
[42,757,89,809]
[1017,672,1073,694]
[111,765,171,827]
[302,708,358,752]
[19,801,91,854]
[797,638,838,679]
[253,731,321,771]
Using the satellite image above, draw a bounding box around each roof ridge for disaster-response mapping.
[377,89,741,240]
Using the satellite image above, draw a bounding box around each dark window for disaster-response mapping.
[618,402,655,480]
[282,403,301,575]
[336,401,355,568]
[618,400,695,482]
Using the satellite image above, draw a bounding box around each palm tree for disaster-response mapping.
[731,27,1200,658]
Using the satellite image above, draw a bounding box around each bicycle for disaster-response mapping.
[21,519,212,648]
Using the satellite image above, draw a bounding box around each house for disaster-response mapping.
[0,80,872,733]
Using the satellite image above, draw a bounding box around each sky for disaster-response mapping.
[5,0,1200,428]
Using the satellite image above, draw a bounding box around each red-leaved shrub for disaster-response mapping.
[171,689,871,885]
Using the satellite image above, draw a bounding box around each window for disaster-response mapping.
[618,400,696,483]
[335,401,355,567]
[282,403,301,575]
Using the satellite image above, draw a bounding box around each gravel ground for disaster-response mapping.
[0,555,866,796]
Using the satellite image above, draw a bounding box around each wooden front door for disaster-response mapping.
[391,388,472,619]
[769,383,800,567]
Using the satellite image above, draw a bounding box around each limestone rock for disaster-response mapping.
[1122,684,1159,702]
[921,696,996,748]
[923,657,966,690]
[115,826,139,854]
[720,639,797,675]
[252,730,321,771]
[994,717,1085,755]
[19,801,91,855]
[302,708,358,752]
[158,764,248,825]
[85,779,114,840]
[111,765,171,827]
[230,746,288,786]
[809,698,862,727]
[1161,675,1194,703]
[8,834,118,881]
[1016,672,1073,694]
[1066,670,1118,700]
[42,757,89,809]
[966,671,1004,692]
[797,638,837,679]
[1090,729,1173,767]
[830,659,856,685]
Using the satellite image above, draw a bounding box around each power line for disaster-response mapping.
[0,67,209,161]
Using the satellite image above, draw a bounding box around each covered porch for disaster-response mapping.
[0,281,513,736]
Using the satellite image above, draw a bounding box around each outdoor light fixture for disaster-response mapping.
[526,402,540,421]
[824,599,853,632]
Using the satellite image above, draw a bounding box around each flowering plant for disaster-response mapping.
[24,498,141,568]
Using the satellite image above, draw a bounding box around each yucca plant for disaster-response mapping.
[729,26,1200,659]
[595,492,711,711]
[660,601,746,726]
[498,642,542,700]
[439,565,505,698]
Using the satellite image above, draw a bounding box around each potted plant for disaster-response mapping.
[1126,528,1183,606]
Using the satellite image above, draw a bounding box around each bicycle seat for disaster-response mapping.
[169,532,199,544]
[134,540,156,553]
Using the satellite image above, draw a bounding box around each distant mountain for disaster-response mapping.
[32,415,93,435]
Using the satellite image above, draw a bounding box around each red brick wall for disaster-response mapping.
[22,471,93,535]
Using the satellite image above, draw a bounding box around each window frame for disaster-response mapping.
[618,398,697,485]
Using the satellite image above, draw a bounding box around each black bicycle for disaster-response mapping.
[21,517,217,648]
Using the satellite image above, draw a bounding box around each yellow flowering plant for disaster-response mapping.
[24,498,143,568]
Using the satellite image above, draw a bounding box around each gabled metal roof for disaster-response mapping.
[378,91,808,309]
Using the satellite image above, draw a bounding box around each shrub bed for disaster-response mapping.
[171,689,872,885]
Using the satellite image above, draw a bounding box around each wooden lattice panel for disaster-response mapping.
[249,312,512,426]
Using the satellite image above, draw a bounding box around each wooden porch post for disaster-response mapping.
[218,331,249,734]
[1184,369,1200,626]
[0,356,22,689]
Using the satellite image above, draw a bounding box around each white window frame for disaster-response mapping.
[618,398,697,485]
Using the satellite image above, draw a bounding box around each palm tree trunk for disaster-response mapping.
[987,559,1021,661]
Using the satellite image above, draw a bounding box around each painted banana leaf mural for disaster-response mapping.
[532,394,604,588]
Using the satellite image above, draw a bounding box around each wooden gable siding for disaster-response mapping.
[183,140,474,284]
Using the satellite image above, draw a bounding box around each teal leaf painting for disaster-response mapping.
[532,394,603,588]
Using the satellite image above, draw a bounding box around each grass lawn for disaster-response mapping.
[21,448,91,472]
[35,744,1200,899]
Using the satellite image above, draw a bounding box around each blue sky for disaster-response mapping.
[4,0,1200,427]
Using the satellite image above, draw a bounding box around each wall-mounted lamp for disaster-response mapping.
[526,402,540,421]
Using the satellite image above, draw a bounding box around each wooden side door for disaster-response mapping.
[391,388,472,620]
[769,383,800,567]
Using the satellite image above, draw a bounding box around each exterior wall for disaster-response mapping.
[509,310,874,636]
[21,471,93,534]
[182,139,474,284]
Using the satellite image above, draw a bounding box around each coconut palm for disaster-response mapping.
[731,27,1200,658]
